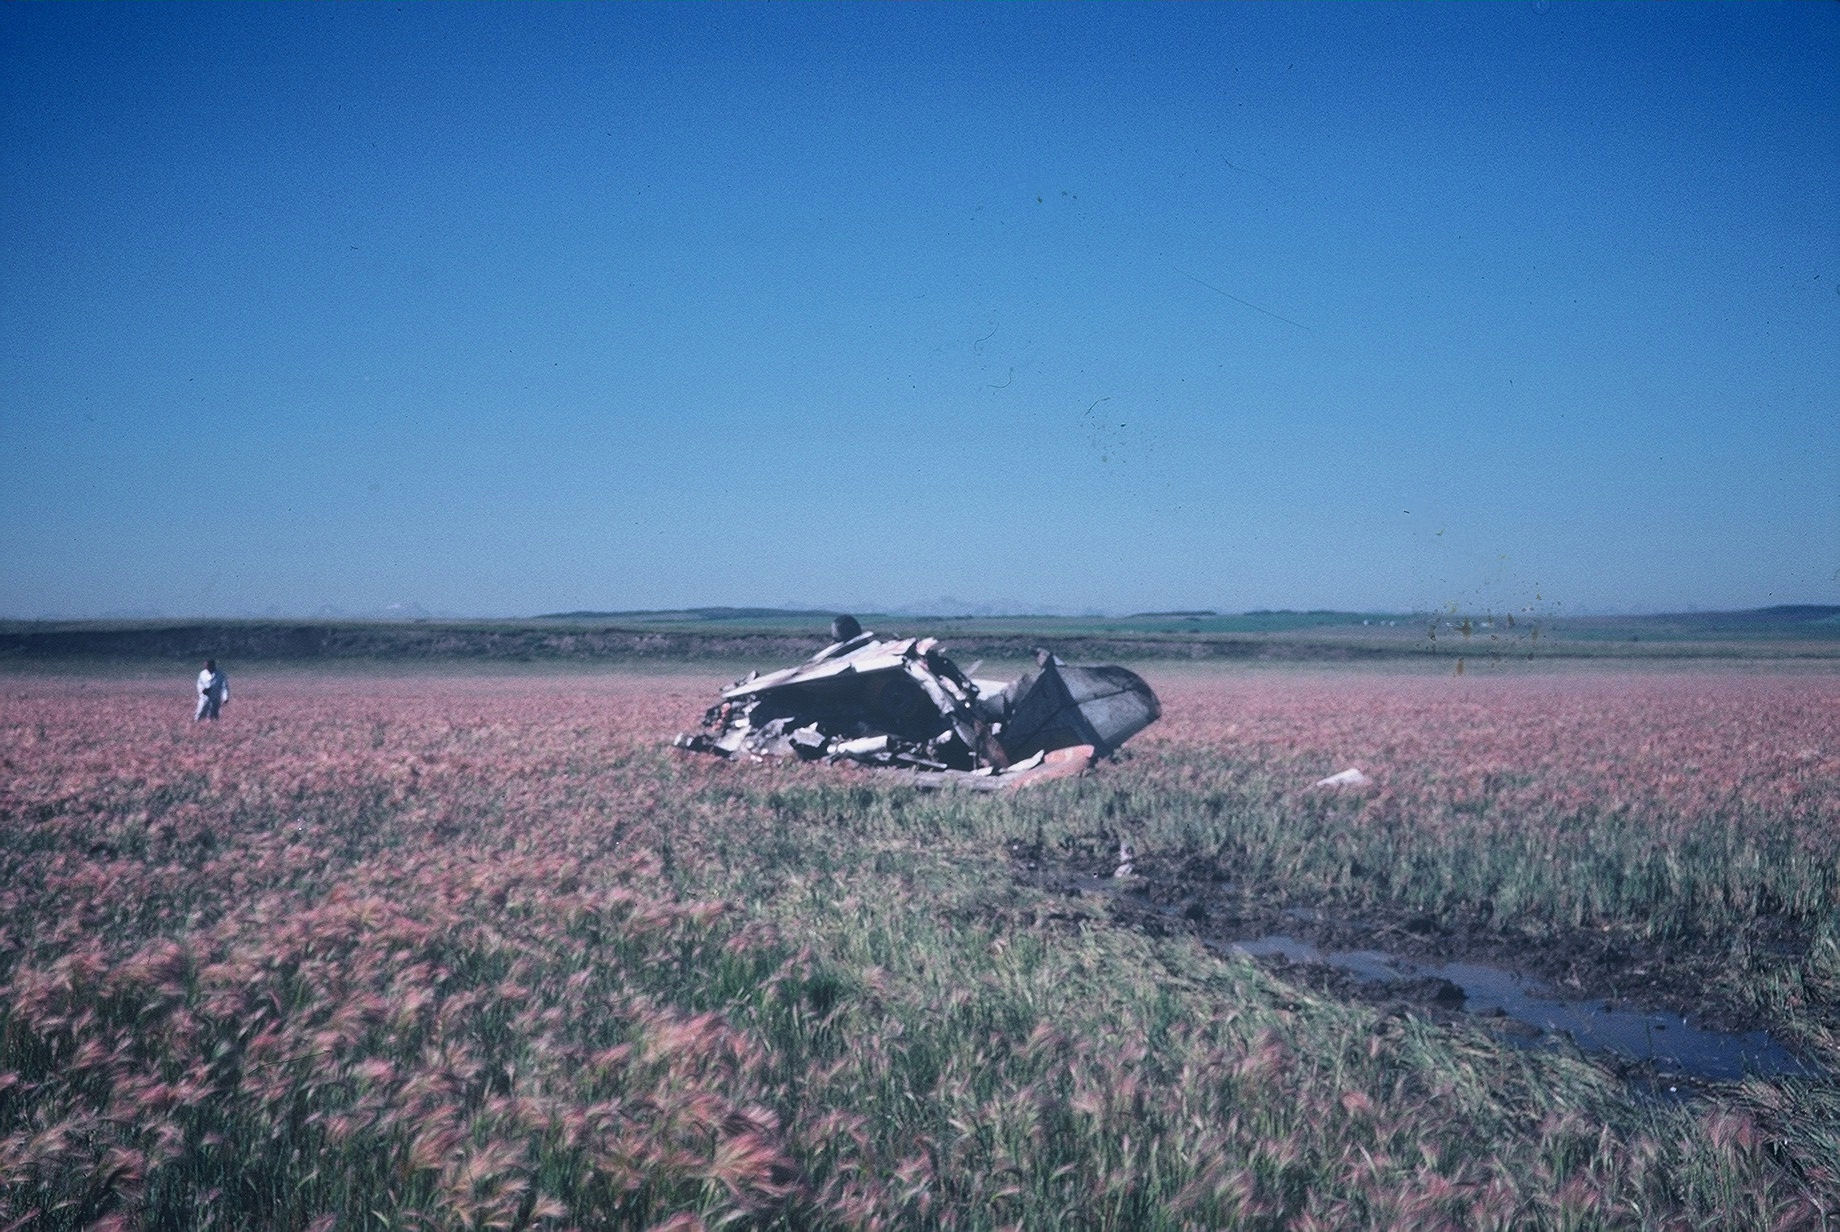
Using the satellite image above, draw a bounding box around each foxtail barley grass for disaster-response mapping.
[1,667,1835,1228]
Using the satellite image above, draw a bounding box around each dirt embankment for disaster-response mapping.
[0,623,821,664]
[16,619,1832,666]
[0,621,1400,665]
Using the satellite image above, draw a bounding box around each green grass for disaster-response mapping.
[1,676,1836,1229]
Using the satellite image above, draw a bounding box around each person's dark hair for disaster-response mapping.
[205,659,216,670]
[830,614,862,643]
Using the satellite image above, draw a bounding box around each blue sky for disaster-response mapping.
[3,2,1835,619]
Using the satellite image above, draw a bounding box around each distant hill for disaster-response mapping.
[534,607,842,622]
[1552,606,1840,641]
[3,606,1835,665]
[535,607,1405,636]
[1657,605,1840,626]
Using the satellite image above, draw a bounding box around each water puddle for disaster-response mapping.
[1029,866,1818,1083]
[1220,934,1817,1082]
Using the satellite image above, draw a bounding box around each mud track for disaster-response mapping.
[1007,833,1824,1084]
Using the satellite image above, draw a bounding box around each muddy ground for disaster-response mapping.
[1005,830,1825,1082]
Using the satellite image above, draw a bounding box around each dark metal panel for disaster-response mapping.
[997,661,1159,760]
[1053,665,1161,753]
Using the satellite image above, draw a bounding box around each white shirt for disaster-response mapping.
[197,669,228,700]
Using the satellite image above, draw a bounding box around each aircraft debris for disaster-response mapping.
[1311,767,1373,789]
[672,619,1160,790]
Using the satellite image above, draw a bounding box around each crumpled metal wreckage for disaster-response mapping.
[672,616,1161,790]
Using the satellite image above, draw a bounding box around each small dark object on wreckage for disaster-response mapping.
[672,619,1160,789]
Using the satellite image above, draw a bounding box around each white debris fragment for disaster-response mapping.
[1311,767,1372,789]
[1113,840,1136,878]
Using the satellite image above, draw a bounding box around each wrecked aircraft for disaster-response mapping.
[671,617,1160,789]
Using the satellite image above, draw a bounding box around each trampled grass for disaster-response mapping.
[2,667,1836,1229]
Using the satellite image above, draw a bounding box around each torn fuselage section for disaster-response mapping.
[671,626,1161,788]
[998,656,1165,762]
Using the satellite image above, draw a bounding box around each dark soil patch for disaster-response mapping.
[1005,835,1819,1047]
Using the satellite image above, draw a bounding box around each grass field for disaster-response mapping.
[2,664,1837,1229]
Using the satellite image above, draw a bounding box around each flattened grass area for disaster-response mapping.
[1,666,1836,1230]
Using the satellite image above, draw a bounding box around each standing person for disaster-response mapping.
[195,659,229,721]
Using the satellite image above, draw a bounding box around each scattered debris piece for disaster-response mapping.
[1311,767,1373,789]
[1113,839,1137,879]
[672,618,1160,789]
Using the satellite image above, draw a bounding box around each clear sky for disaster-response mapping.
[3,2,1835,619]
